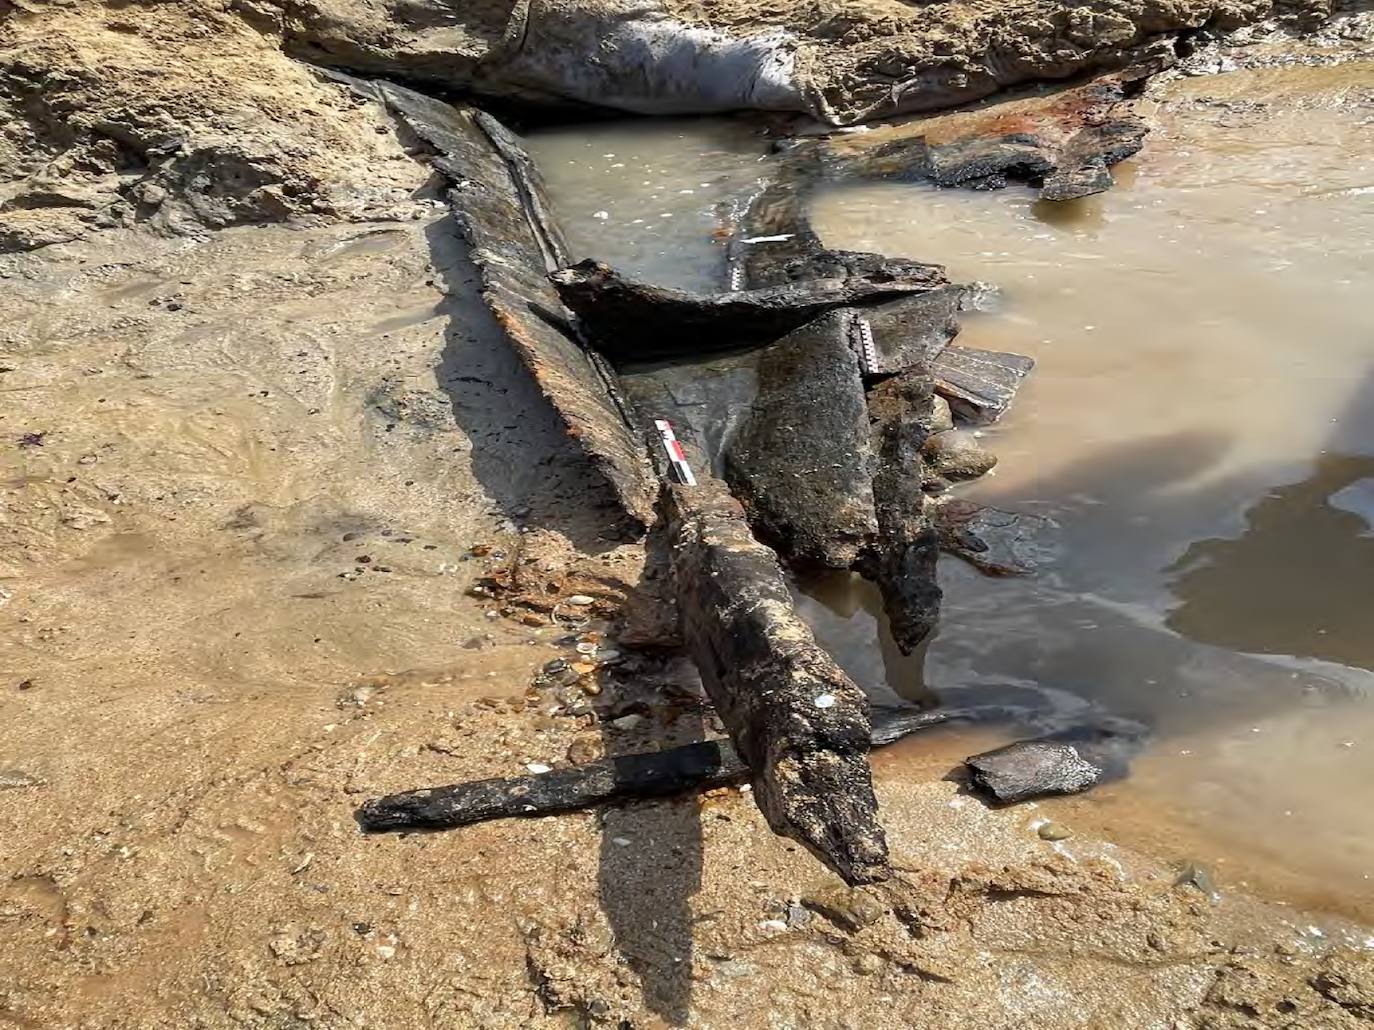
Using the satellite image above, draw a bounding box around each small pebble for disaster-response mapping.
[526,762,552,774]
[1037,822,1072,841]
[565,595,595,606]
[852,953,883,975]
[1175,862,1221,901]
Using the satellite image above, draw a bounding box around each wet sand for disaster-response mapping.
[4,30,1374,1028]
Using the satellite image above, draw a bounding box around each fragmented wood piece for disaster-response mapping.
[856,287,965,376]
[864,369,943,653]
[358,741,742,832]
[815,76,1149,201]
[549,258,946,363]
[669,469,890,884]
[931,343,1034,424]
[369,81,657,535]
[724,309,878,569]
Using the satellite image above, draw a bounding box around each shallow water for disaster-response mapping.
[526,117,770,290]
[529,65,1374,917]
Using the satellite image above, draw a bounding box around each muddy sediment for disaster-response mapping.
[4,1,1374,1027]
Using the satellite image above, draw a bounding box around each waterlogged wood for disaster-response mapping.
[549,258,945,362]
[359,741,742,832]
[864,369,944,653]
[931,343,1035,424]
[723,309,878,569]
[816,76,1150,201]
[668,468,890,884]
[370,81,658,535]
[358,708,949,833]
[859,287,966,376]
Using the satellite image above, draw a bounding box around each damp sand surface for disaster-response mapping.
[531,65,1374,920]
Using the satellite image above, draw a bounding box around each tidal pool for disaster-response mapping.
[529,64,1374,918]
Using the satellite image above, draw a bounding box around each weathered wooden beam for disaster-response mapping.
[666,467,891,884]
[812,76,1149,201]
[548,258,946,363]
[368,80,659,536]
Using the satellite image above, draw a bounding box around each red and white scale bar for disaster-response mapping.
[654,419,697,486]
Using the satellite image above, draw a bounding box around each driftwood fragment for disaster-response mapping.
[357,707,949,834]
[931,343,1035,424]
[723,309,878,569]
[549,258,946,362]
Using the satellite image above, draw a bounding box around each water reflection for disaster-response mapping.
[1167,454,1374,669]
[797,570,934,707]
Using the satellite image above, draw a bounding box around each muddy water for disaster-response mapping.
[529,66,1374,917]
[526,117,770,289]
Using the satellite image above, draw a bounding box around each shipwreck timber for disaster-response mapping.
[338,67,1154,885]
[358,79,659,536]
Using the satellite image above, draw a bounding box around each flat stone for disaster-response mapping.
[0,768,44,790]
[923,394,955,434]
[921,430,997,481]
[801,885,886,932]
[1175,862,1221,901]
[965,739,1104,804]
[933,499,1058,577]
